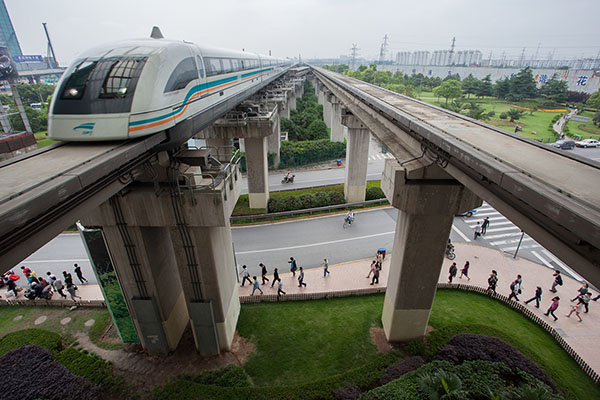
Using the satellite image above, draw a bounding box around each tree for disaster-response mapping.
[336,64,349,73]
[593,110,600,127]
[443,73,461,82]
[461,74,479,98]
[306,120,329,140]
[587,91,600,109]
[368,63,377,71]
[373,70,392,86]
[476,74,494,98]
[433,80,462,105]
[506,108,524,122]
[509,67,537,101]
[465,103,490,120]
[494,77,511,99]
[357,65,368,72]
[540,74,568,103]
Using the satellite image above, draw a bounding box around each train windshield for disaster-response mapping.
[100,59,141,98]
[60,60,97,100]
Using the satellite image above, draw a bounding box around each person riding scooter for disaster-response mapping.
[282,171,295,184]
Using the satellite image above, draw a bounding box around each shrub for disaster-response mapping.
[434,333,555,389]
[184,365,252,387]
[313,191,330,207]
[298,193,315,209]
[379,356,425,385]
[365,186,385,201]
[333,383,361,400]
[268,197,285,213]
[487,111,495,117]
[283,196,302,211]
[0,329,63,356]
[279,139,346,168]
[55,347,125,390]
[328,191,345,205]
[499,112,508,120]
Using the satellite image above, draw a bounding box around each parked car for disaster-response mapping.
[551,139,576,150]
[575,139,599,148]
[456,209,478,217]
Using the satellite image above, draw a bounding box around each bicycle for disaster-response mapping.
[343,216,355,229]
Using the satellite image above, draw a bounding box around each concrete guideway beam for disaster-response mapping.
[313,67,600,288]
[381,160,482,341]
[342,111,371,203]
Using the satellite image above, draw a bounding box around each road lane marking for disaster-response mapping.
[17,258,89,264]
[542,250,584,282]
[235,231,395,254]
[484,226,522,234]
[452,225,471,242]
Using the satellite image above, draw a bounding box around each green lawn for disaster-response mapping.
[34,131,58,148]
[566,110,600,139]
[237,291,598,399]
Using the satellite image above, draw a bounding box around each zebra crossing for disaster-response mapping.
[368,153,395,161]
[459,203,584,283]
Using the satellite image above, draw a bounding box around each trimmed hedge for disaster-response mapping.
[56,347,124,390]
[152,351,403,400]
[365,187,385,201]
[279,139,346,168]
[268,190,345,213]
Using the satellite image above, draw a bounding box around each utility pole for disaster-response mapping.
[349,43,359,69]
[449,36,456,65]
[42,22,59,68]
[378,34,389,64]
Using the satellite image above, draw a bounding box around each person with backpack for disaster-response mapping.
[550,270,563,293]
[525,286,543,308]
[508,278,521,301]
[288,257,298,277]
[270,268,281,288]
[239,265,252,287]
[260,263,269,285]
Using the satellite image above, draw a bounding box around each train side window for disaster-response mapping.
[60,60,97,99]
[164,57,198,92]
[221,58,233,73]
[196,56,205,79]
[206,58,222,76]
[100,59,139,98]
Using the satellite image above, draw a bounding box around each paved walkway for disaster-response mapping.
[3,242,599,375]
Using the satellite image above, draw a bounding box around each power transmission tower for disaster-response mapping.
[519,47,526,67]
[449,36,456,65]
[378,34,389,64]
[42,22,59,68]
[349,43,360,69]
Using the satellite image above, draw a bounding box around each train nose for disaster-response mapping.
[49,115,130,141]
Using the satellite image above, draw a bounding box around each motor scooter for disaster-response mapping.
[281,174,295,184]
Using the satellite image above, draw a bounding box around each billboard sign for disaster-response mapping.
[14,55,44,63]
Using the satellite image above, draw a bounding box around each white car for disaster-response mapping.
[575,139,599,148]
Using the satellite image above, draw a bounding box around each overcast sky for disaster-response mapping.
[6,0,600,65]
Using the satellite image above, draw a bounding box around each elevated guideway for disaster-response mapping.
[0,67,291,269]
[313,66,600,286]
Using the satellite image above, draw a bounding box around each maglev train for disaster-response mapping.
[48,31,291,143]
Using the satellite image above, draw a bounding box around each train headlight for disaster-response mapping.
[117,87,127,97]
[66,88,79,97]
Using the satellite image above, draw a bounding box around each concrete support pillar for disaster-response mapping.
[342,112,370,203]
[268,112,281,168]
[318,83,325,105]
[323,92,332,130]
[245,136,269,209]
[330,97,344,143]
[289,91,297,111]
[380,160,481,341]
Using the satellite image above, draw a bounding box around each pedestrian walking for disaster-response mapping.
[366,260,377,278]
[260,263,269,285]
[74,264,88,284]
[459,261,470,281]
[565,302,583,322]
[571,283,588,302]
[322,258,330,277]
[66,284,81,301]
[289,257,298,277]
[544,296,560,321]
[4,276,18,298]
[239,265,252,287]
[298,267,306,287]
[63,271,73,287]
[525,286,543,308]
[508,278,521,302]
[375,251,383,269]
[481,217,490,235]
[370,266,380,285]
[53,278,67,299]
[487,270,498,293]
[277,280,286,298]
[271,268,281,288]
[473,222,482,240]
[46,272,57,286]
[448,262,457,284]
[251,276,263,296]
[549,270,562,293]
[576,292,592,313]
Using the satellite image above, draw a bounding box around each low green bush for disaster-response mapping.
[153,351,403,400]
[268,197,285,213]
[298,193,315,209]
[365,186,385,201]
[313,191,330,207]
[328,191,345,205]
[0,329,62,356]
[279,139,346,168]
[499,112,508,120]
[55,347,124,391]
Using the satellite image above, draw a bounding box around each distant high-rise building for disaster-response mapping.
[0,0,23,59]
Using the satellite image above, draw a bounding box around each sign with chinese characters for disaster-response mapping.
[13,55,44,63]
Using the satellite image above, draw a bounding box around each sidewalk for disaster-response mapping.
[3,242,598,375]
